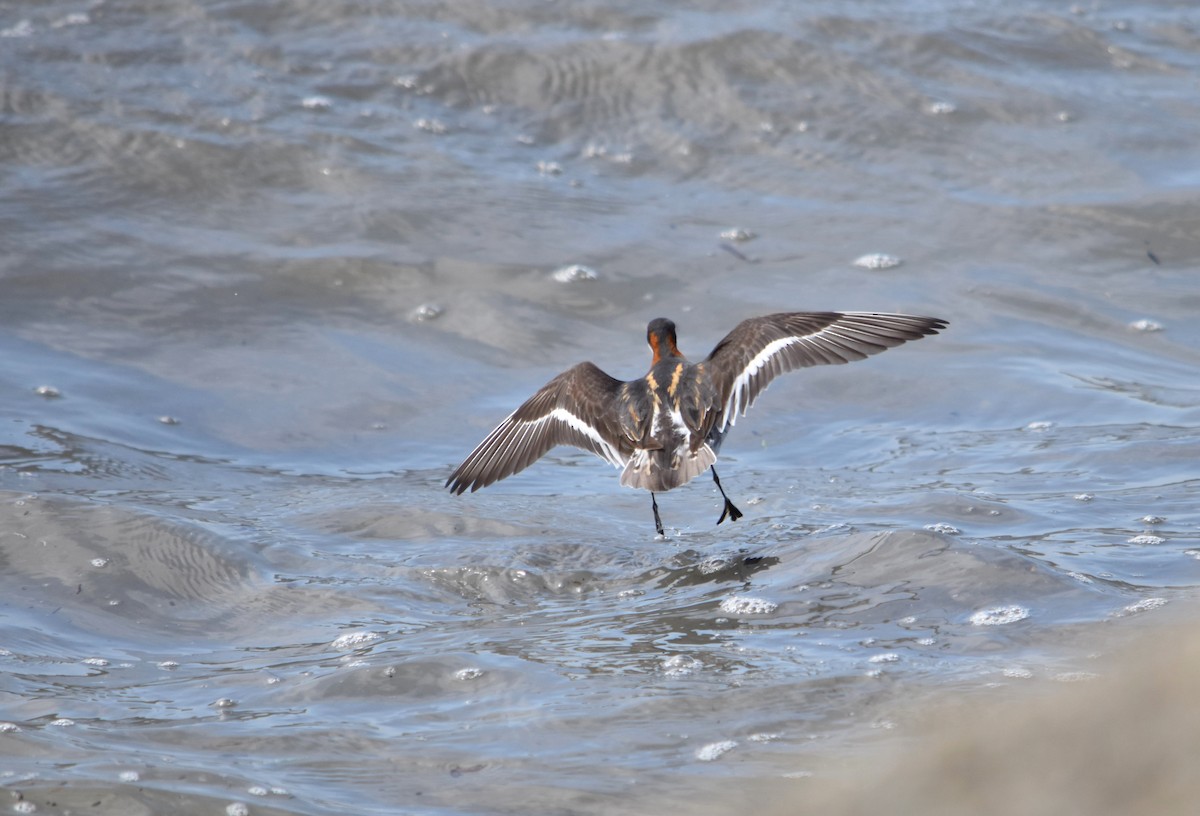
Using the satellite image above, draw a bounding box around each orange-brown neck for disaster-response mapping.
[648,329,681,364]
[646,318,681,364]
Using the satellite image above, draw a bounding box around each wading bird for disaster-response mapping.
[447,312,947,534]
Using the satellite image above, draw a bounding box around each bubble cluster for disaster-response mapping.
[331,631,381,650]
[969,605,1030,626]
[1118,597,1167,616]
[718,596,778,615]
[660,655,703,677]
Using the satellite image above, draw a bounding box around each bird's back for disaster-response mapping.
[617,357,721,492]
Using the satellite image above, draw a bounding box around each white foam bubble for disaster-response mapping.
[868,653,900,664]
[1,20,34,38]
[301,96,332,110]
[1119,597,1167,616]
[924,522,960,535]
[718,596,778,615]
[969,605,1030,626]
[331,631,381,650]
[1127,534,1164,545]
[454,667,484,681]
[551,264,598,283]
[660,655,703,676]
[719,228,756,243]
[852,253,902,270]
[695,740,738,762]
[1129,318,1163,332]
[409,303,443,322]
[414,117,447,134]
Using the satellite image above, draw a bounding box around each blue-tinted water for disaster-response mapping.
[1,1,1198,813]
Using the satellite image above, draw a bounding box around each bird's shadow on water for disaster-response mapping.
[650,551,781,590]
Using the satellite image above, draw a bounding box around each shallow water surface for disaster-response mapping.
[1,0,1199,813]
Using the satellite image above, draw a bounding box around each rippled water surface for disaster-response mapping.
[2,1,1199,813]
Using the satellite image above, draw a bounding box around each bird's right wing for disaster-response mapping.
[446,362,631,494]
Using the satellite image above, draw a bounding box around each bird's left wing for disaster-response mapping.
[704,311,947,436]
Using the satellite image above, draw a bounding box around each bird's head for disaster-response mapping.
[646,318,680,363]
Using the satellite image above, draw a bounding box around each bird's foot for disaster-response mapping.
[717,497,743,525]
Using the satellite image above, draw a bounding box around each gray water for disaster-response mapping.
[2,1,1199,814]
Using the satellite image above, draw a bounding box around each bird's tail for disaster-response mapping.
[620,444,716,492]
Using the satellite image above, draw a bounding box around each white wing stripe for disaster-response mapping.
[463,406,628,475]
[719,318,893,431]
[545,407,627,468]
[722,334,800,428]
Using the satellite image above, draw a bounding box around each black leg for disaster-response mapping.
[651,492,665,535]
[712,467,743,525]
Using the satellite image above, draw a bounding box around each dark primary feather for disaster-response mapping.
[445,362,629,495]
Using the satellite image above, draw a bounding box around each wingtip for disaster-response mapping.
[447,472,490,495]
